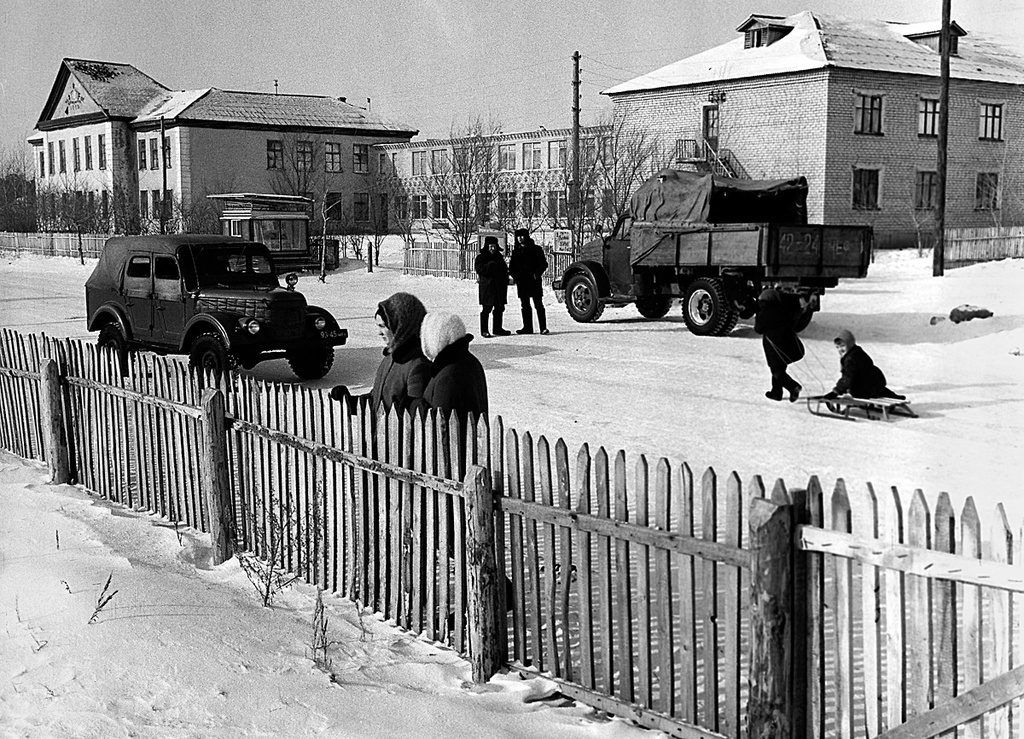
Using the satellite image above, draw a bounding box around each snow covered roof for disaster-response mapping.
[603,12,1024,95]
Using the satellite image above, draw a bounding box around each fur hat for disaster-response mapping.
[483,235,499,249]
[758,287,780,303]
[375,292,426,352]
[420,312,468,361]
[834,329,856,348]
[514,228,529,240]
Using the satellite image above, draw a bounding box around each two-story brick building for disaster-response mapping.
[603,12,1024,247]
[28,58,416,236]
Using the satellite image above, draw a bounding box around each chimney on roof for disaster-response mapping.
[338,96,346,103]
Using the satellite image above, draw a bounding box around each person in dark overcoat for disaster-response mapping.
[329,292,430,414]
[474,236,510,338]
[507,228,549,335]
[824,330,904,399]
[411,311,488,426]
[753,287,804,402]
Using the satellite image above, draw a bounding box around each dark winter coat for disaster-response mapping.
[475,250,509,307]
[833,345,891,398]
[508,239,549,299]
[753,296,804,368]
[416,335,488,426]
[369,336,431,413]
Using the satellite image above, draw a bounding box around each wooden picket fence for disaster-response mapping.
[0,231,108,259]
[1,326,1022,738]
[404,240,471,279]
[946,226,1024,268]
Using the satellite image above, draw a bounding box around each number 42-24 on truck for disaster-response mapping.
[553,168,872,336]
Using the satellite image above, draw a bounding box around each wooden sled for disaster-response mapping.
[806,394,917,421]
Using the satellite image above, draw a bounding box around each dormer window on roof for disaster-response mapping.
[736,15,793,49]
[903,21,966,56]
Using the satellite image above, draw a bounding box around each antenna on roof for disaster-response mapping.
[274,79,279,95]
[367,97,371,110]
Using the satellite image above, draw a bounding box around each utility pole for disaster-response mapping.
[274,79,279,95]
[160,116,167,235]
[571,50,581,252]
[934,0,951,276]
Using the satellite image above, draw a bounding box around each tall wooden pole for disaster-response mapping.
[933,0,951,276]
[571,51,581,252]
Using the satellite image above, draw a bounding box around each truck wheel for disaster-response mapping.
[565,273,604,323]
[635,296,672,319]
[288,344,335,380]
[98,324,130,376]
[189,333,236,377]
[682,278,738,336]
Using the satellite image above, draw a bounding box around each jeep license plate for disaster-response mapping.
[321,330,347,339]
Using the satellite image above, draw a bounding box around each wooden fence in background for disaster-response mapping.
[946,226,1024,268]
[0,231,108,259]
[1,326,1022,738]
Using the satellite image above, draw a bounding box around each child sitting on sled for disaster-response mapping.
[822,330,905,400]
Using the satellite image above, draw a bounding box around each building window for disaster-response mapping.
[72,138,81,171]
[151,189,161,218]
[979,103,1003,141]
[411,194,428,219]
[411,150,426,176]
[452,194,471,220]
[432,196,449,220]
[162,137,172,169]
[918,98,939,137]
[353,144,369,174]
[139,190,148,219]
[477,192,491,222]
[137,140,146,170]
[393,195,409,221]
[47,142,54,175]
[101,191,109,224]
[57,140,67,173]
[547,190,567,220]
[430,149,446,174]
[323,142,343,172]
[84,136,93,170]
[98,134,106,170]
[548,140,566,170]
[354,192,370,222]
[976,172,1000,210]
[267,140,283,170]
[296,141,314,171]
[852,168,880,210]
[37,150,45,178]
[854,94,883,135]
[498,191,517,217]
[582,138,599,166]
[914,171,938,210]
[149,138,159,170]
[498,144,516,171]
[523,190,542,217]
[523,142,542,170]
[378,152,388,174]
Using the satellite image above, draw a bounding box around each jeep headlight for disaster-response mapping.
[285,273,299,290]
[314,316,327,331]
[240,318,260,334]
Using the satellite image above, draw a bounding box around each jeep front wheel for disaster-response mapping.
[288,343,335,380]
[98,324,130,376]
[682,278,738,336]
[189,333,236,377]
[565,273,604,323]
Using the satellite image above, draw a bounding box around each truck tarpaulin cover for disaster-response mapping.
[628,168,808,265]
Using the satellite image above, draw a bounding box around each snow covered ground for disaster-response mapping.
[0,242,1022,736]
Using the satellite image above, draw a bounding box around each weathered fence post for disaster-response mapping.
[464,463,502,682]
[747,497,796,738]
[38,357,71,484]
[200,387,234,565]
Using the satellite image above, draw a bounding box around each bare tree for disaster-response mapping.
[0,147,36,232]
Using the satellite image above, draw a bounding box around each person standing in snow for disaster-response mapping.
[753,287,804,402]
[507,228,550,335]
[474,237,510,338]
[411,312,488,426]
[329,292,430,414]
[823,329,905,399]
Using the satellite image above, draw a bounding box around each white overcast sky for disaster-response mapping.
[0,0,1021,152]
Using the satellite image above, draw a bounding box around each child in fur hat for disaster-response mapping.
[824,329,904,399]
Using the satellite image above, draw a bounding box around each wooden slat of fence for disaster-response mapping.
[451,414,466,652]
[806,476,826,739]
[523,432,544,671]
[410,410,425,634]
[933,492,956,739]
[555,439,573,681]
[575,444,595,689]
[832,480,855,739]
[507,429,526,663]
[906,490,933,720]
[424,412,438,641]
[853,482,883,737]
[961,498,983,739]
[614,450,635,703]
[987,504,1013,737]
[595,447,614,694]
[388,409,402,621]
[701,467,719,732]
[677,462,697,723]
[539,437,559,675]
[635,456,652,709]
[490,417,508,659]
[722,472,742,738]
[437,413,452,643]
[885,486,907,731]
[654,459,674,715]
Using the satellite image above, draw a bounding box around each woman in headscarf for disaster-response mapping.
[330,291,430,414]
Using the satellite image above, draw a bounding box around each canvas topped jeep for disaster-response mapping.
[85,234,347,379]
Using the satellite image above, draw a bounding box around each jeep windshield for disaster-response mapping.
[183,244,280,290]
